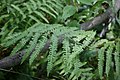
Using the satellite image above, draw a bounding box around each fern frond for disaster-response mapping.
[23,3,32,14]
[21,32,41,63]
[0,18,14,41]
[46,0,62,10]
[11,4,26,19]
[105,42,114,77]
[114,41,120,75]
[30,0,37,10]
[34,11,49,23]
[98,46,106,79]
[52,30,95,80]
[29,36,47,65]
[47,34,58,76]
[11,32,33,56]
[52,0,63,8]
[2,31,28,47]
[39,7,56,18]
[0,0,63,30]
[28,15,40,23]
[44,4,59,16]
[62,38,71,74]
[0,14,9,21]
[82,31,96,48]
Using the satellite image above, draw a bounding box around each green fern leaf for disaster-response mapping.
[82,31,96,48]
[68,59,81,80]
[21,32,41,64]
[69,44,83,62]
[30,0,37,10]
[105,43,114,77]
[39,7,56,18]
[2,31,28,47]
[44,4,58,15]
[47,35,58,76]
[90,39,108,49]
[11,4,26,19]
[115,41,120,75]
[114,52,120,75]
[11,32,33,56]
[23,3,32,14]
[3,33,21,41]
[29,36,47,65]
[52,0,63,8]
[62,38,71,73]
[98,47,106,79]
[0,14,9,21]
[34,11,49,23]
[46,1,62,10]
[28,15,40,23]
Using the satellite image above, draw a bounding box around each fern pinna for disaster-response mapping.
[0,0,63,43]
[97,40,120,80]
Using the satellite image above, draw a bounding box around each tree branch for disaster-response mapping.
[80,0,120,30]
[80,8,114,30]
[0,35,64,68]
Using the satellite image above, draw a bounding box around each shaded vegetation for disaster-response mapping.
[0,0,120,80]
